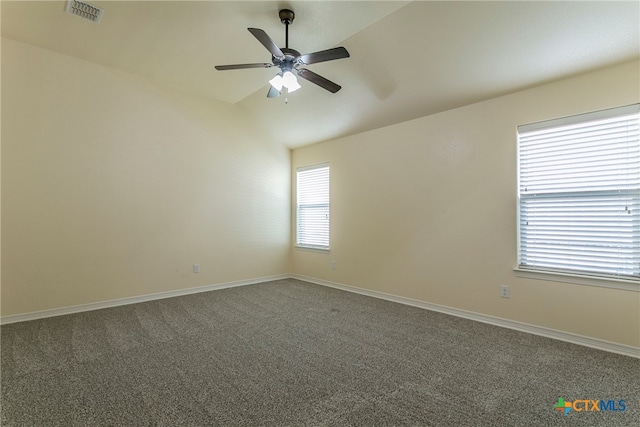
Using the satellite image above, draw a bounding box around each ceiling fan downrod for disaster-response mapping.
[279,9,294,49]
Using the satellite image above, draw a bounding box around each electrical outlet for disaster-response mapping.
[500,285,510,298]
[331,260,336,270]
[193,264,200,273]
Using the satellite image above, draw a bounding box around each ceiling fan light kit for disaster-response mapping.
[269,71,301,93]
[215,9,350,99]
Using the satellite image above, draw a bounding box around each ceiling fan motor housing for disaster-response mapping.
[273,47,301,73]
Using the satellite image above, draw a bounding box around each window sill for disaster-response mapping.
[514,268,639,292]
[295,245,330,254]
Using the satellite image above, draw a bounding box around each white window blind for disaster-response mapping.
[297,164,329,249]
[517,104,640,280]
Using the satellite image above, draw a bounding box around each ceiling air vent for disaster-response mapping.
[65,0,103,23]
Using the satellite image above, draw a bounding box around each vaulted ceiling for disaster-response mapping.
[3,1,639,148]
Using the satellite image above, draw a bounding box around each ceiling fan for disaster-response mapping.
[215,9,350,98]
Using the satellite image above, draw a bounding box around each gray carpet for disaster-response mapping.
[1,278,638,426]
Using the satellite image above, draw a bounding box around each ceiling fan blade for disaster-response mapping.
[267,85,280,98]
[248,28,284,59]
[297,69,342,93]
[298,47,350,65]
[215,63,273,71]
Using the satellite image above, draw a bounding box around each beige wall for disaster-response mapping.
[2,36,638,348]
[1,38,291,316]
[292,60,640,347]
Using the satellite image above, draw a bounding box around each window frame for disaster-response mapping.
[516,104,640,289]
[295,163,330,251]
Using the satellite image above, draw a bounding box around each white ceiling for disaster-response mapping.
[2,1,639,148]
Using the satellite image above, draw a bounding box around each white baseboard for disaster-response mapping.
[3,273,638,359]
[292,274,640,359]
[0,274,290,325]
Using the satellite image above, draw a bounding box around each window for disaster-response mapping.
[296,163,330,250]
[517,104,640,281]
